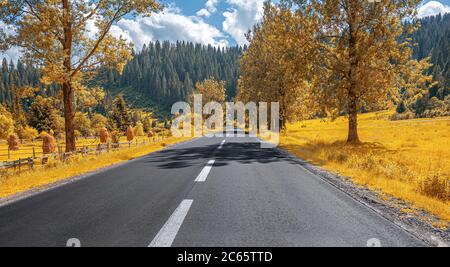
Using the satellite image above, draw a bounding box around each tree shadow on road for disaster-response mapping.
[142,141,300,169]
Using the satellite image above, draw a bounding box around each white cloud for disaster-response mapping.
[0,47,21,63]
[0,22,21,62]
[197,0,220,18]
[195,0,265,45]
[196,8,212,17]
[417,1,450,18]
[222,0,265,46]
[206,0,220,14]
[113,7,229,50]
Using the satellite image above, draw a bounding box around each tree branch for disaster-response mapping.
[71,5,125,78]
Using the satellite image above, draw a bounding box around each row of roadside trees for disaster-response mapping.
[238,0,433,144]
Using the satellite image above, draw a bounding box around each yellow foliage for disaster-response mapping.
[191,78,226,104]
[22,126,39,140]
[239,1,431,142]
[0,105,14,139]
[280,111,450,221]
[134,122,145,136]
[238,3,318,125]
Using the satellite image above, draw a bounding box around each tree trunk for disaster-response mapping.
[346,3,360,144]
[347,91,360,144]
[63,81,76,152]
[279,116,286,131]
[279,101,287,131]
[62,0,75,152]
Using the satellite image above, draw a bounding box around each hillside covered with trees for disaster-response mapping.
[395,13,450,119]
[98,41,243,112]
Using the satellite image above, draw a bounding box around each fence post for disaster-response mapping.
[8,147,10,160]
[129,142,131,148]
[107,143,110,152]
[28,158,34,170]
[32,147,36,159]
[18,158,21,173]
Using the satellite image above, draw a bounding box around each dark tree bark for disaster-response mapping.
[346,2,360,144]
[62,0,76,152]
[347,91,360,144]
[62,81,76,151]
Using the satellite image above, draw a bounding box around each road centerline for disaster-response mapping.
[148,199,194,247]
[218,140,226,149]
[194,160,216,182]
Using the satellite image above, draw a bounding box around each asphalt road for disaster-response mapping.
[0,132,424,247]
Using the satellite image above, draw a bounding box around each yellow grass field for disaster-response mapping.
[281,111,450,223]
[0,136,191,199]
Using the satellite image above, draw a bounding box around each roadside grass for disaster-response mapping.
[281,111,450,222]
[0,136,191,199]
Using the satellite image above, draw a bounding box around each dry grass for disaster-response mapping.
[281,111,450,222]
[0,136,191,199]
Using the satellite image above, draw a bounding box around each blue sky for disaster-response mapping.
[1,0,450,62]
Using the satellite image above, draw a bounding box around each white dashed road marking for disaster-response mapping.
[150,140,223,247]
[148,199,194,247]
[218,140,226,149]
[194,160,215,182]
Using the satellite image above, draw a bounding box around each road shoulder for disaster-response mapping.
[273,145,449,247]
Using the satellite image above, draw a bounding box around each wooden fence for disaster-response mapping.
[0,136,166,174]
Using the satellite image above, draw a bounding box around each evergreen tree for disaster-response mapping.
[108,96,132,132]
[27,96,60,133]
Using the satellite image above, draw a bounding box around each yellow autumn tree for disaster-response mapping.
[0,104,15,139]
[291,0,432,143]
[191,78,226,104]
[134,122,145,136]
[242,0,432,142]
[74,84,105,113]
[0,0,160,151]
[238,2,318,129]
